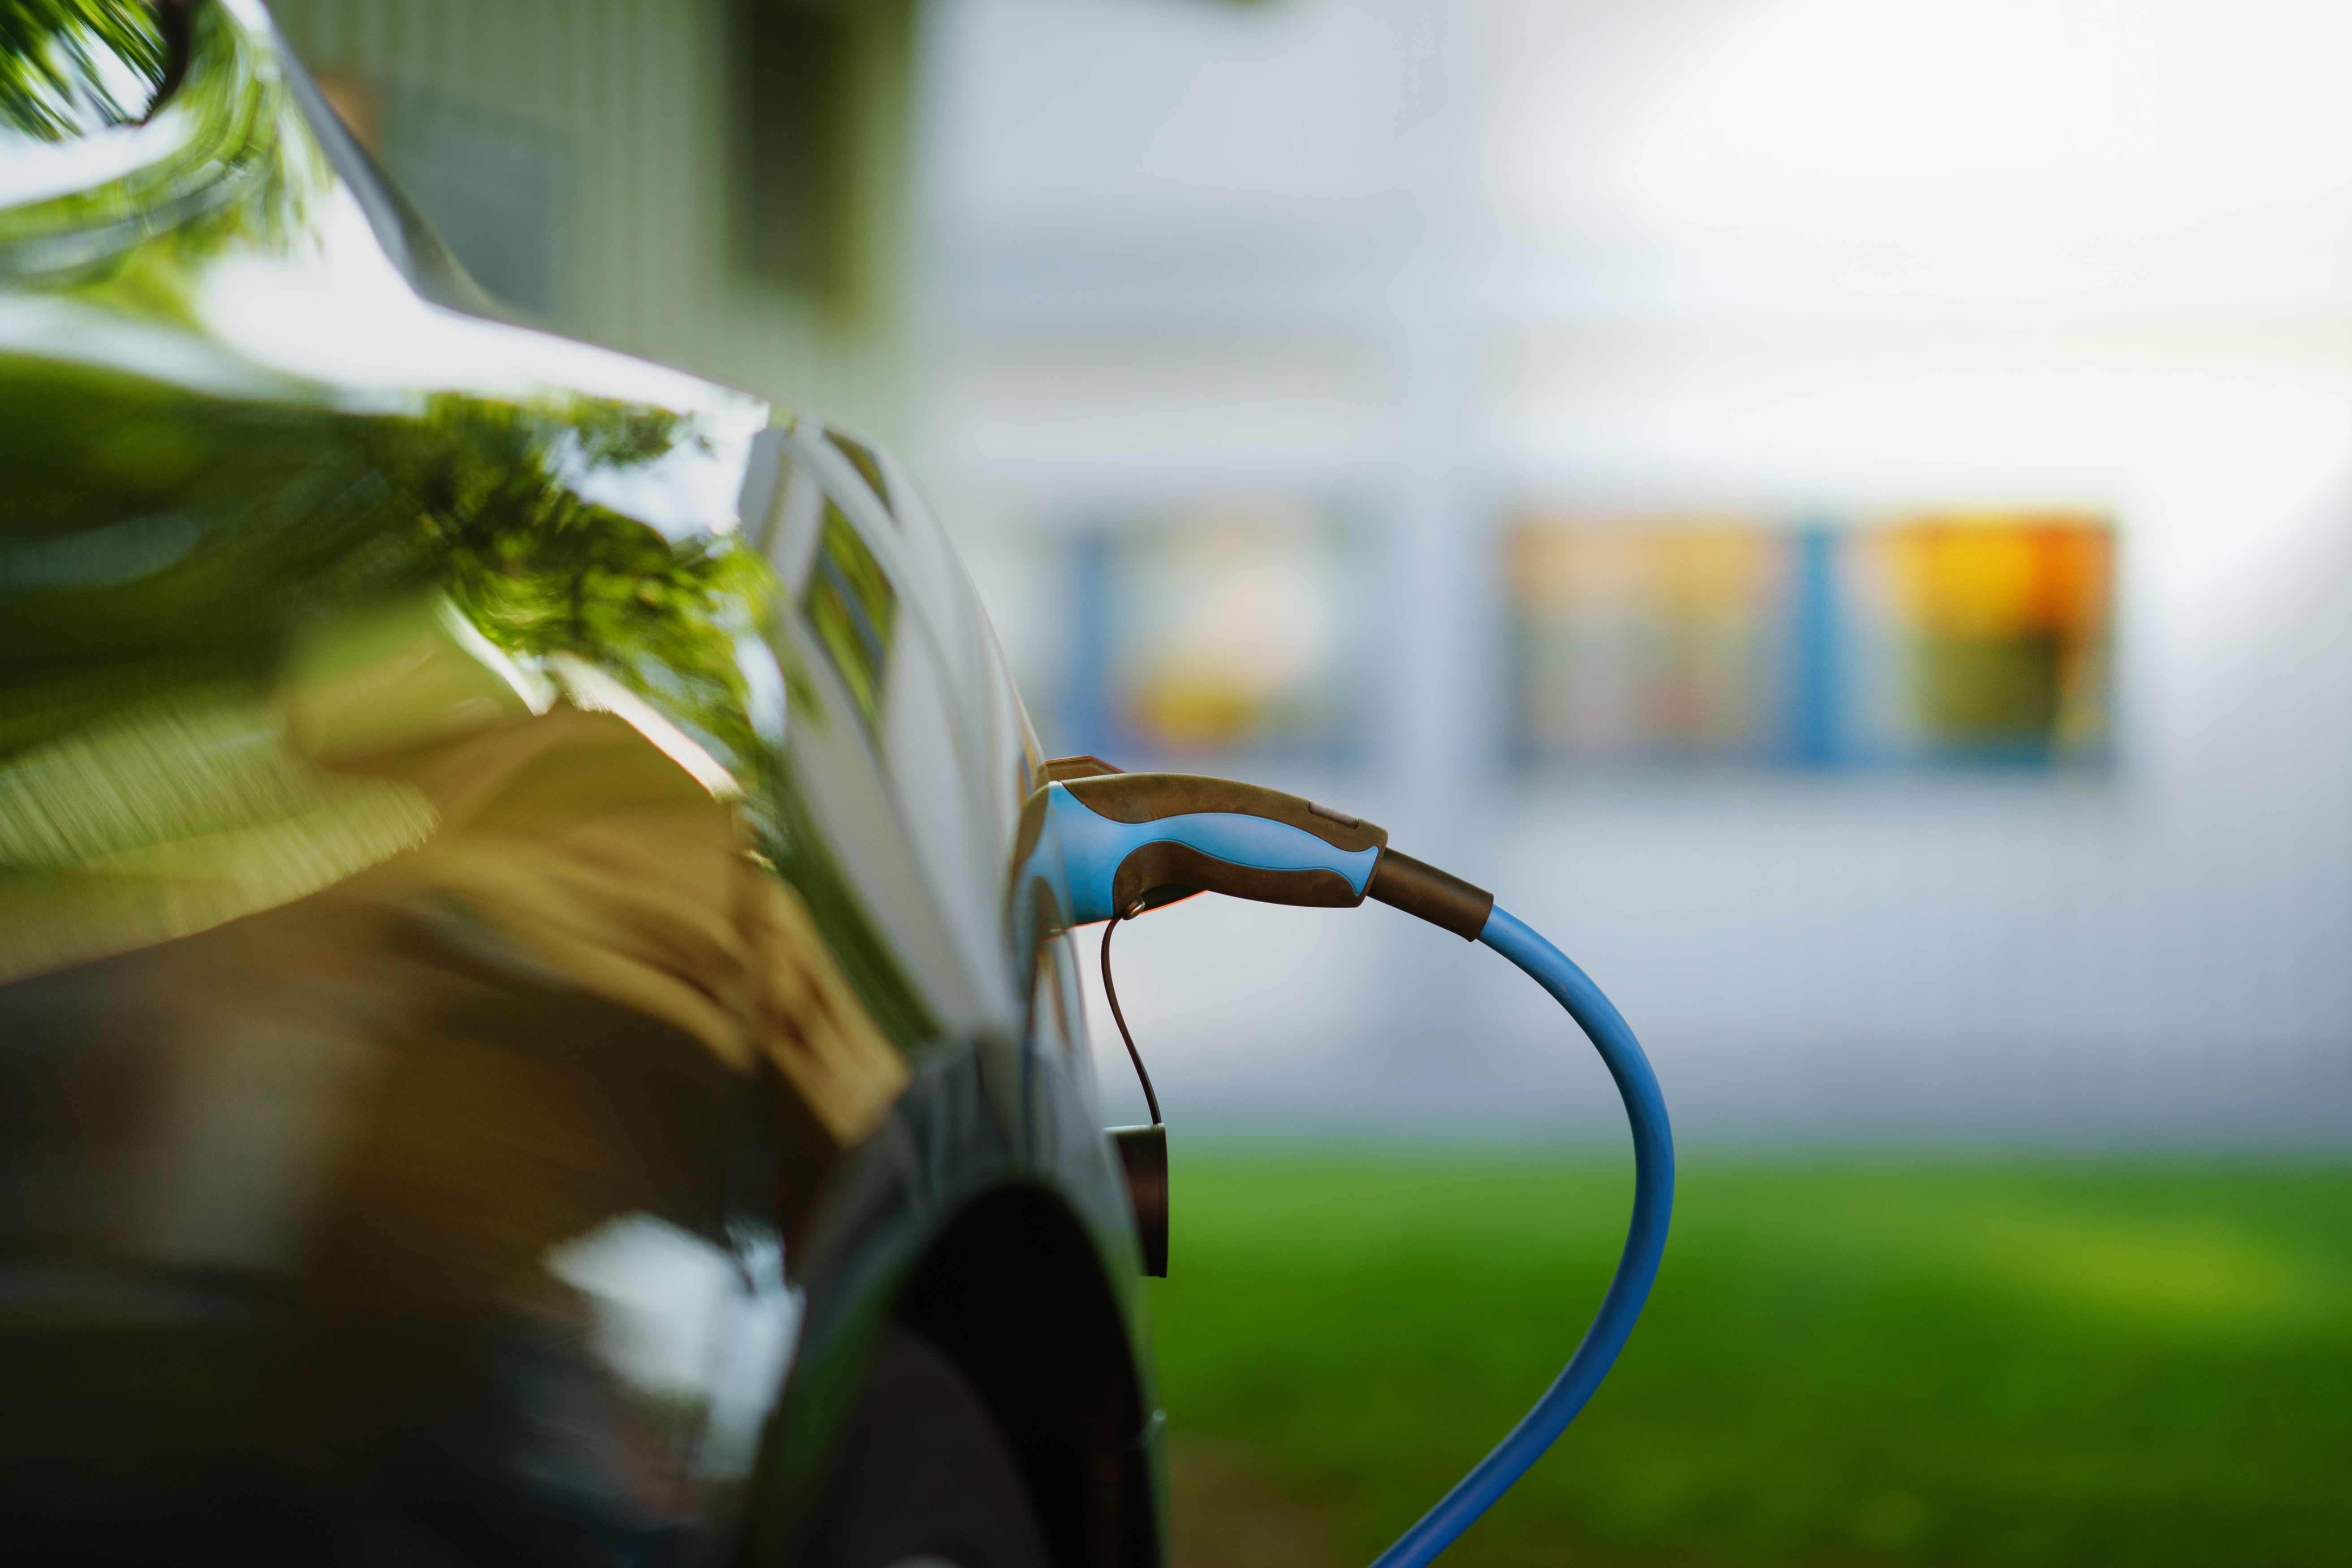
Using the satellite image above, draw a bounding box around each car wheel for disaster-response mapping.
[809,1323,1054,1568]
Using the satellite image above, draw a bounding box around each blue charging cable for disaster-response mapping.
[1370,906,1675,1568]
[1021,776,1674,1566]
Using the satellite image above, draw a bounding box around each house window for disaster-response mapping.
[980,503,1373,764]
[1508,513,2115,770]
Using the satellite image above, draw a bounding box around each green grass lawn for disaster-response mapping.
[1147,1154,2352,1568]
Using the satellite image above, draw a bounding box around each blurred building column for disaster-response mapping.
[1374,0,1490,1060]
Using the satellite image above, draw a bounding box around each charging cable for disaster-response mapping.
[1372,904,1673,1568]
[1014,773,1675,1568]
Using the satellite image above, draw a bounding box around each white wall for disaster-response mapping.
[916,0,2352,1142]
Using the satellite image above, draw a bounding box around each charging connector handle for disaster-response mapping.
[1030,775,1495,935]
[1039,775,1388,924]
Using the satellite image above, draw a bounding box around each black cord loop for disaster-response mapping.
[1100,900,1162,1126]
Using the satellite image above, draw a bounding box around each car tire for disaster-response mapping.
[809,1323,1055,1568]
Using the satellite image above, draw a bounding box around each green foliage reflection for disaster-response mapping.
[0,0,163,140]
[2,0,314,317]
[0,356,771,785]
[400,395,772,777]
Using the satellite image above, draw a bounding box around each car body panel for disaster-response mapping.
[0,3,1159,1561]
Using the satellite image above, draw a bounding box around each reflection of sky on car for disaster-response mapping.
[545,1211,801,1482]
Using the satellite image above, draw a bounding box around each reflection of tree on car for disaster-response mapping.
[0,5,1156,1565]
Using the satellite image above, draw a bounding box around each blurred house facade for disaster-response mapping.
[917,0,2352,1142]
[268,0,921,445]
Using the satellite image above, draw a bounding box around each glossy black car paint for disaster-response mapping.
[0,4,1159,1562]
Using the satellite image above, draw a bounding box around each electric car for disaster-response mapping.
[0,3,1160,1563]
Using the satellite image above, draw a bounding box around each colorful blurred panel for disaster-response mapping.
[1846,514,2115,765]
[1508,512,2114,770]
[1509,517,1796,765]
[1062,502,1371,764]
